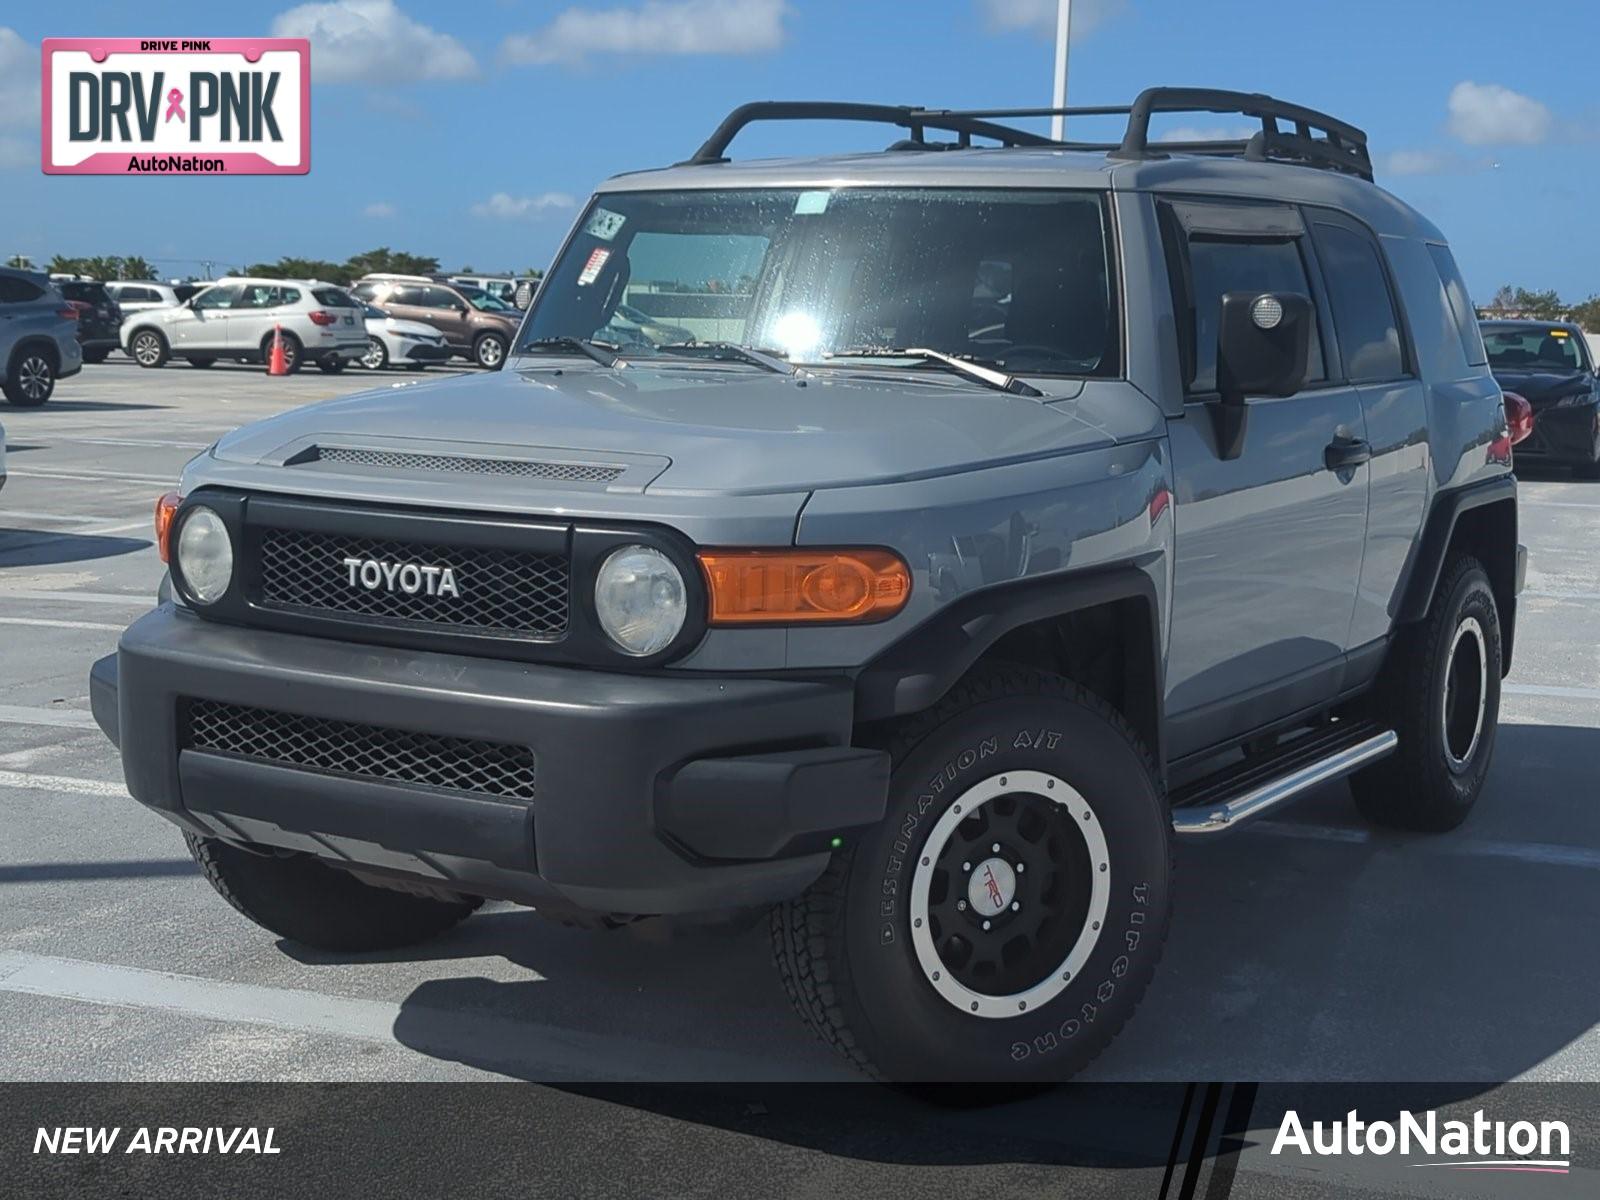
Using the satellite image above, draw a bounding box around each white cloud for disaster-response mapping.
[1446,81,1551,147]
[978,0,1126,39]
[470,192,576,220]
[0,27,40,129]
[501,0,789,66]
[363,201,397,218]
[271,0,477,83]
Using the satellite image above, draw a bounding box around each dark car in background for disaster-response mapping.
[1481,320,1600,477]
[58,280,123,363]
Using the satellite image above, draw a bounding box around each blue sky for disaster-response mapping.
[0,0,1595,299]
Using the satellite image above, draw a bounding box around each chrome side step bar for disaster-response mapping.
[1171,730,1398,836]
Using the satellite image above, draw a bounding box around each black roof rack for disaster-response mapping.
[685,88,1374,182]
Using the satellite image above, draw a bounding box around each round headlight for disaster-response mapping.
[174,506,233,605]
[595,545,686,657]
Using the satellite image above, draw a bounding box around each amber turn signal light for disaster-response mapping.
[698,548,911,624]
[155,491,181,563]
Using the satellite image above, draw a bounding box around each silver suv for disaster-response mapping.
[91,90,1522,1081]
[1,268,84,406]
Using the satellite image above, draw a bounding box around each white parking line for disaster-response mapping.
[0,589,149,606]
[2,468,175,487]
[0,616,126,632]
[0,705,99,731]
[0,769,127,798]
[0,950,818,1081]
[1504,683,1600,702]
[1520,499,1600,510]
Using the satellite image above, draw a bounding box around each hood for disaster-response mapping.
[1491,366,1596,409]
[210,363,1126,494]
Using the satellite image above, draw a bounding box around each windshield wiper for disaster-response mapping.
[823,346,1043,397]
[655,340,798,376]
[523,336,624,368]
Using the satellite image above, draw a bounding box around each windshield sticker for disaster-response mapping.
[1549,329,1569,338]
[794,190,831,215]
[584,207,627,241]
[577,247,611,287]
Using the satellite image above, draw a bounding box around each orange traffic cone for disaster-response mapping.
[267,324,287,376]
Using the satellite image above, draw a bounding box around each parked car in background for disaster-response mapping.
[351,274,521,369]
[602,301,694,348]
[120,277,367,375]
[1481,319,1600,478]
[57,279,123,363]
[358,302,451,371]
[106,280,183,315]
[0,267,83,406]
[448,275,523,304]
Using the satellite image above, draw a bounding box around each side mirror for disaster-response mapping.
[1216,291,1313,406]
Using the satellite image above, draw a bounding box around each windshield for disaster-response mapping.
[520,188,1117,376]
[458,284,516,314]
[1483,326,1590,372]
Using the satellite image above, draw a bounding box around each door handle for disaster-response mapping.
[1324,436,1371,471]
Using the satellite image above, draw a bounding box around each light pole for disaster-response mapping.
[1050,0,1072,141]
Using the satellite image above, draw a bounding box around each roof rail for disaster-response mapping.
[687,89,1373,181]
[683,101,1057,165]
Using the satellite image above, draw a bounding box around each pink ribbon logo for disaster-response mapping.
[164,88,185,123]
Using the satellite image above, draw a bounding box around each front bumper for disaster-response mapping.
[395,341,450,363]
[92,606,889,915]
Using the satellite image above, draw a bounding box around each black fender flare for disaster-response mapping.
[1395,474,1518,669]
[854,562,1165,766]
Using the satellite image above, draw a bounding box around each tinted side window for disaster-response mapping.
[312,287,356,307]
[0,277,46,304]
[1312,223,1406,382]
[1186,238,1325,394]
[387,286,424,305]
[420,287,462,309]
[192,285,239,310]
[1426,244,1488,367]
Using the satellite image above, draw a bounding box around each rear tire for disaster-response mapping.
[185,834,480,952]
[318,356,345,374]
[82,348,109,364]
[261,331,303,374]
[3,350,56,406]
[1350,555,1501,831]
[773,668,1172,1081]
[130,329,169,368]
[187,356,215,368]
[473,331,507,370]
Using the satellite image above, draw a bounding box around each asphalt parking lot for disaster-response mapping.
[1,355,1597,1085]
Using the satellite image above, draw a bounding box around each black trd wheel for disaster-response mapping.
[185,834,480,952]
[130,329,169,368]
[3,350,56,406]
[474,331,507,370]
[773,669,1172,1081]
[1350,555,1502,831]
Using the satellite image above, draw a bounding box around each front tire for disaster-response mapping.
[1350,555,1502,831]
[130,329,169,368]
[185,834,480,952]
[773,669,1172,1081]
[473,331,507,370]
[3,350,56,406]
[360,337,388,370]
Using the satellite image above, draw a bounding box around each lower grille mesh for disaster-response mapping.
[184,700,536,800]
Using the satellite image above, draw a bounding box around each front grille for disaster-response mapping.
[257,528,568,637]
[185,700,536,800]
[312,447,624,483]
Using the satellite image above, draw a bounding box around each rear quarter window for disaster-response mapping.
[1426,244,1488,367]
[312,287,357,306]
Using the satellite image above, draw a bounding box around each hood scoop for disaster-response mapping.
[297,444,625,483]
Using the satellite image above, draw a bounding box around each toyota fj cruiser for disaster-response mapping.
[91,89,1524,1081]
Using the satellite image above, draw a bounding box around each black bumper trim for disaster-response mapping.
[98,606,886,914]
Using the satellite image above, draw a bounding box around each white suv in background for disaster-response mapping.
[120,277,368,374]
[105,281,183,314]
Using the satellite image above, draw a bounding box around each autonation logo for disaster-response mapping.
[1273,1108,1571,1175]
